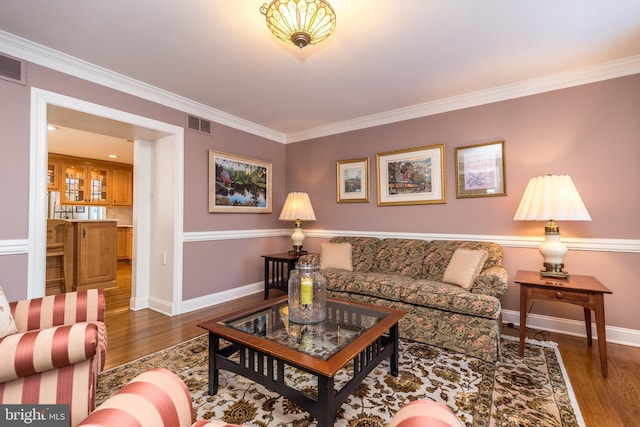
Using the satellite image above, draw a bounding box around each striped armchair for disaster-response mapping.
[0,289,107,427]
[78,368,242,427]
[80,368,463,427]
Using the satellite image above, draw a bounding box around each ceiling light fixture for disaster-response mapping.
[260,0,336,48]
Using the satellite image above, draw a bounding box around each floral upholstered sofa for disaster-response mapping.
[299,236,508,362]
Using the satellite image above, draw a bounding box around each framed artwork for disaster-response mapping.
[454,140,506,198]
[376,144,446,206]
[336,158,369,203]
[208,151,272,213]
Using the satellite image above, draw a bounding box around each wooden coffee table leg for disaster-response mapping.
[208,333,220,395]
[390,323,399,376]
[316,375,335,427]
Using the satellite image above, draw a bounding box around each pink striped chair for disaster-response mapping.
[80,368,463,427]
[0,289,107,427]
[78,368,242,427]
[390,400,464,427]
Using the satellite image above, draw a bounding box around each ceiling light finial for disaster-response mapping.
[260,0,336,48]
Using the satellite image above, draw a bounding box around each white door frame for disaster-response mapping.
[29,88,185,315]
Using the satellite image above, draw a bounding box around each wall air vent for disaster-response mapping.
[0,53,27,85]
[186,114,212,135]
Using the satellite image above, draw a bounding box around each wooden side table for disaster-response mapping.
[515,270,613,376]
[262,252,305,300]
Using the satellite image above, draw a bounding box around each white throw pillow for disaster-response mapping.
[0,285,18,338]
[442,249,488,289]
[320,242,353,271]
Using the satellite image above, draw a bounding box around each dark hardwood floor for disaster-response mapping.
[103,272,639,426]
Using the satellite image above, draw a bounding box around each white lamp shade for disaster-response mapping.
[279,192,317,221]
[513,175,591,221]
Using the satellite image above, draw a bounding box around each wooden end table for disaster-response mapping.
[261,252,305,300]
[515,270,613,376]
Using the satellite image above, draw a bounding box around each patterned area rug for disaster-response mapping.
[97,335,584,426]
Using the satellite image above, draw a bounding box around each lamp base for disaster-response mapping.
[540,263,569,279]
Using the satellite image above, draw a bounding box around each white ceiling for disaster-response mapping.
[1,1,640,140]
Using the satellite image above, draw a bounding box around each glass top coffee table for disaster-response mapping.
[198,296,405,427]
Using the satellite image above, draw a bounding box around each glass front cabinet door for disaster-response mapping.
[88,166,109,204]
[62,162,109,205]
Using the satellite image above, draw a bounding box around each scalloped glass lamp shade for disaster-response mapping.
[260,0,337,48]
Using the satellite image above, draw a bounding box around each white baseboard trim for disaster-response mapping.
[148,296,174,316]
[502,309,640,348]
[180,281,263,315]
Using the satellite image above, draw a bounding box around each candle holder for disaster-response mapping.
[288,261,327,324]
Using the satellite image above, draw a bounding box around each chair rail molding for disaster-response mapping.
[181,229,640,254]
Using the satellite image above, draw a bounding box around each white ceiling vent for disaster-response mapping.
[186,114,212,135]
[0,53,27,85]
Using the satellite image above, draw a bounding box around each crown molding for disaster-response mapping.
[2,31,639,145]
[0,31,286,144]
[285,55,640,143]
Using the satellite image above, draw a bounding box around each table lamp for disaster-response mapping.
[513,174,591,278]
[279,192,316,254]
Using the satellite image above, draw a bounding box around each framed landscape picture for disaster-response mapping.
[376,144,446,206]
[208,151,272,213]
[454,140,506,198]
[336,158,369,203]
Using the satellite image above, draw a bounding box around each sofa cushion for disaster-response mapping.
[400,279,501,319]
[320,242,353,271]
[374,238,430,278]
[329,236,382,273]
[322,270,415,302]
[421,240,503,282]
[442,249,488,289]
[0,286,17,338]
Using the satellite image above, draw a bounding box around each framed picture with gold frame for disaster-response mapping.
[454,140,506,198]
[336,158,369,203]
[208,151,272,213]
[376,144,446,206]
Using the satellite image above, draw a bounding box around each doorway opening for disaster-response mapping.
[29,88,186,315]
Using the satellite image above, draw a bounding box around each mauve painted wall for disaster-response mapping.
[285,74,640,331]
[1,59,638,332]
[0,76,30,239]
[0,62,286,301]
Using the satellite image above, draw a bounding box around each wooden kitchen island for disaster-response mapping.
[46,219,118,294]
[69,220,118,291]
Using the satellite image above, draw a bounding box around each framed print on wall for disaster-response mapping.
[208,150,272,213]
[336,157,369,203]
[376,144,446,206]
[454,140,506,198]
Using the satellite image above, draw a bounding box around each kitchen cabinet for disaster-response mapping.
[61,159,110,205]
[48,160,60,190]
[69,220,117,290]
[49,154,134,207]
[112,166,133,206]
[116,226,133,261]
